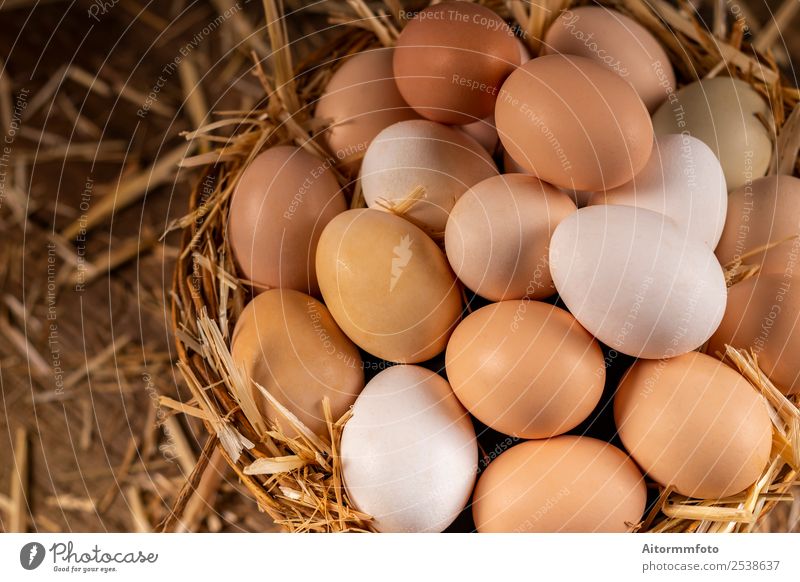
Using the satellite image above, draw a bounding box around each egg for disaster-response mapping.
[393,2,519,124]
[458,114,498,154]
[228,146,346,295]
[615,352,772,498]
[496,54,653,191]
[588,134,727,248]
[652,77,772,191]
[360,120,498,233]
[445,174,577,301]
[341,365,477,532]
[543,6,675,112]
[549,205,727,358]
[446,300,604,438]
[708,273,800,394]
[316,208,462,363]
[314,48,419,172]
[472,436,646,532]
[231,289,363,437]
[715,175,800,274]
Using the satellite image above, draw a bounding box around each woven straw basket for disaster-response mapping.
[168,0,800,533]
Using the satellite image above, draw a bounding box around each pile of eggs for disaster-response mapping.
[226,3,800,532]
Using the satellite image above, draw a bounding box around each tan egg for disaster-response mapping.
[543,6,675,112]
[588,134,728,248]
[316,209,462,363]
[446,300,604,438]
[458,114,498,155]
[393,2,519,124]
[708,273,800,395]
[314,48,419,172]
[652,77,771,191]
[496,55,653,191]
[231,289,364,437]
[360,120,498,233]
[615,352,772,498]
[473,436,646,532]
[549,205,727,359]
[715,175,800,274]
[228,146,346,295]
[445,174,576,301]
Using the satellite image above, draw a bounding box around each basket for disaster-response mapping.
[167,0,800,532]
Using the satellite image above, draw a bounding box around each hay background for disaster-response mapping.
[0,0,797,533]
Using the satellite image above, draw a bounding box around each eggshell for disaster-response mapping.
[543,6,675,112]
[314,48,418,172]
[231,289,363,437]
[615,352,772,498]
[715,175,800,274]
[445,174,576,301]
[473,436,646,532]
[228,146,346,295]
[589,134,727,248]
[496,54,653,191]
[341,365,477,532]
[446,300,604,438]
[458,114,498,154]
[708,273,800,394]
[315,208,462,363]
[393,2,519,124]
[652,77,771,191]
[549,205,727,358]
[361,120,498,232]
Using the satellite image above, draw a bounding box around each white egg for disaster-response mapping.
[589,134,727,248]
[549,205,727,359]
[360,120,497,233]
[341,365,477,532]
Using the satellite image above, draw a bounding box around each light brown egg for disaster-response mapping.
[543,6,675,112]
[473,436,646,532]
[445,174,576,301]
[231,289,364,437]
[615,352,772,498]
[708,273,800,395]
[316,209,462,363]
[458,114,498,155]
[228,146,346,295]
[393,2,519,124]
[314,48,419,172]
[652,77,771,191]
[445,300,604,438]
[496,54,653,191]
[715,175,800,274]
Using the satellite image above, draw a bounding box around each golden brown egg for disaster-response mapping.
[496,54,653,191]
[231,289,364,437]
[316,209,462,363]
[393,2,519,124]
[228,146,346,295]
[708,272,800,395]
[446,300,604,438]
[615,352,772,498]
[314,48,419,172]
[473,436,646,532]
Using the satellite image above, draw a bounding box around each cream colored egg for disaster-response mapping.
[360,120,498,233]
[549,205,727,358]
[458,114,498,155]
[341,365,477,532]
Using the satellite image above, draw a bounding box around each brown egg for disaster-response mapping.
[316,209,462,363]
[615,352,772,498]
[496,54,653,191]
[715,175,800,274]
[445,174,577,301]
[231,289,364,437]
[228,146,346,295]
[314,48,419,172]
[446,300,604,438]
[393,2,519,124]
[708,273,800,395]
[473,436,646,532]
